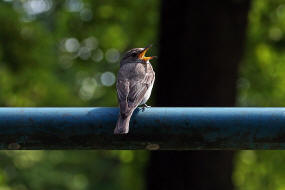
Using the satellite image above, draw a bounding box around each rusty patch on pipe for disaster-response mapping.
[146,143,160,150]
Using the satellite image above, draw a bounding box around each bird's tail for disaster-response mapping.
[114,113,132,134]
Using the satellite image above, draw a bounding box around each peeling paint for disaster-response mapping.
[146,143,160,150]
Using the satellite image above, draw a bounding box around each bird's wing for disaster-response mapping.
[128,72,155,108]
[116,79,130,116]
[117,72,154,115]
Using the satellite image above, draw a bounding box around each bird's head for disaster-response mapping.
[120,44,157,65]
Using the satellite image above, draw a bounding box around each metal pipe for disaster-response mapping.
[0,107,284,150]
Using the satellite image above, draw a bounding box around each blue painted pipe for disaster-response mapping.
[0,107,284,150]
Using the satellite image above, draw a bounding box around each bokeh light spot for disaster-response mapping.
[79,77,97,101]
[82,37,98,50]
[78,47,91,60]
[23,0,52,15]
[105,48,120,63]
[100,72,115,86]
[65,0,83,12]
[92,49,104,62]
[65,38,80,53]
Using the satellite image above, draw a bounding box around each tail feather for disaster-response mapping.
[114,114,132,134]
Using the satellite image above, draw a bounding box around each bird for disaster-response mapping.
[114,45,156,134]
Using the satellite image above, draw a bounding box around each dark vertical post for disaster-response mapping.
[148,1,251,189]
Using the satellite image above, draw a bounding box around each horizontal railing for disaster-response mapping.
[0,107,284,150]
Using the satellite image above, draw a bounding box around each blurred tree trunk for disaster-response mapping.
[147,1,251,190]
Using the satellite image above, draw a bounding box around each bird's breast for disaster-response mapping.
[140,79,154,105]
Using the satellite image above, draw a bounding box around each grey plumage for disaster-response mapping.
[114,46,155,134]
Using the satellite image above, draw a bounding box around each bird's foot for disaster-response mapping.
[143,104,151,108]
[142,104,151,111]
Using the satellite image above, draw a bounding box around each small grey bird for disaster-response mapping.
[114,45,156,134]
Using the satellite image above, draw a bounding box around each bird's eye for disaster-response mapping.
[131,53,137,57]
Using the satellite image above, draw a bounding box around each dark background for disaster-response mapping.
[0,0,285,189]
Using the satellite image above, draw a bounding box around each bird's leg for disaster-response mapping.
[142,104,151,111]
[143,103,151,108]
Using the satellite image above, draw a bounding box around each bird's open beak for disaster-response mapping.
[138,44,157,61]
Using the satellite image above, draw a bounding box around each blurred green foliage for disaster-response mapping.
[0,150,148,190]
[0,0,159,189]
[238,0,285,106]
[235,0,285,190]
